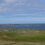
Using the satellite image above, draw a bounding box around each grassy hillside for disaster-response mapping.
[16,30,45,42]
[0,30,45,42]
[0,32,16,41]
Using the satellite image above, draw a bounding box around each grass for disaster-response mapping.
[0,32,16,45]
[17,42,45,45]
[16,35,45,42]
[0,32,16,41]
[16,30,45,42]
[0,30,45,42]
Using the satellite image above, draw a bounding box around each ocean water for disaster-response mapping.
[16,24,45,30]
[0,24,45,30]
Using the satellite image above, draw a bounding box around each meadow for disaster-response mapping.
[15,30,45,45]
[0,30,45,45]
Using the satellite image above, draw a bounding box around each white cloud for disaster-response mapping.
[0,6,9,13]
[0,6,15,14]
[4,0,16,4]
[0,0,45,14]
[0,0,16,14]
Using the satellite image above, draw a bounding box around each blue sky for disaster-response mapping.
[0,0,45,24]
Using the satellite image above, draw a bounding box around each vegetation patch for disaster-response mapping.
[0,31,45,42]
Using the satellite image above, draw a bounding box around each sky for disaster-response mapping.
[0,0,45,24]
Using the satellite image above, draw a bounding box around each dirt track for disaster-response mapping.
[0,40,16,45]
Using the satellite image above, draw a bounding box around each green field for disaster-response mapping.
[0,30,45,42]
[0,30,45,45]
[0,32,16,45]
[16,30,45,45]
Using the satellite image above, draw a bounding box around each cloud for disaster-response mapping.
[0,0,25,14]
[31,17,45,23]
[0,6,12,14]
[15,17,45,24]
[0,0,16,14]
[32,17,45,21]
[4,0,16,4]
[0,0,45,15]
[15,0,45,14]
[0,0,45,24]
[0,20,16,24]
